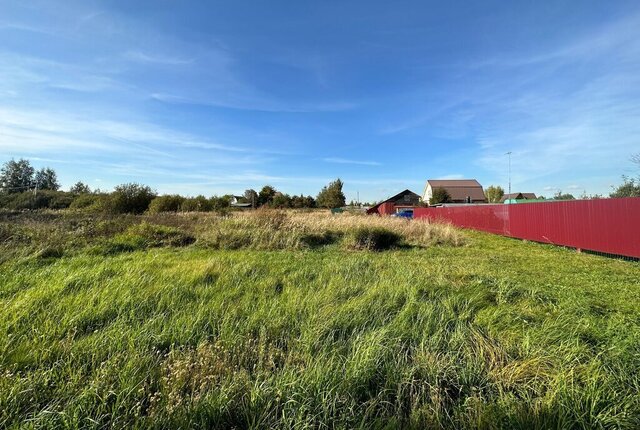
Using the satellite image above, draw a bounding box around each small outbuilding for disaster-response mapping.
[366,189,422,215]
[423,179,487,205]
[500,192,537,203]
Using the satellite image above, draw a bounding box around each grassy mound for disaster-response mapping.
[346,226,401,250]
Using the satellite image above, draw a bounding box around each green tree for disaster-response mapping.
[244,189,258,208]
[34,167,60,191]
[429,187,452,205]
[485,185,505,203]
[258,185,277,206]
[303,195,316,208]
[0,158,35,193]
[610,176,640,198]
[553,191,575,200]
[210,195,232,211]
[271,193,292,208]
[181,195,213,212]
[610,154,640,198]
[148,195,185,213]
[69,181,91,194]
[316,178,346,208]
[105,183,157,214]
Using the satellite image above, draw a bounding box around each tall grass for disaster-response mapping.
[0,211,639,428]
[0,210,464,260]
[197,210,464,250]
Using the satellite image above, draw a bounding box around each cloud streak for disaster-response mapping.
[322,157,381,166]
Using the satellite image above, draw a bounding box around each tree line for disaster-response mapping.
[0,158,347,213]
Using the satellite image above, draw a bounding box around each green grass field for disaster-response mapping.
[1,211,639,429]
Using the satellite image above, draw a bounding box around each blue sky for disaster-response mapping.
[1,0,639,202]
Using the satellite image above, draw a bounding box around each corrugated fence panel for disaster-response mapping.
[414,198,640,259]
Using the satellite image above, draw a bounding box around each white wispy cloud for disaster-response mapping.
[322,157,381,166]
[0,107,249,155]
[151,93,357,113]
[123,50,194,66]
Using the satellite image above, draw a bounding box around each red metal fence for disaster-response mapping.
[414,198,640,259]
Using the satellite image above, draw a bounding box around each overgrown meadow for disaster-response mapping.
[1,210,639,429]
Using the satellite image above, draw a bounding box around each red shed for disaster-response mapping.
[367,189,421,215]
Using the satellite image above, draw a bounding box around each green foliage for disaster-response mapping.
[610,176,640,198]
[148,195,186,213]
[271,193,292,208]
[0,190,74,210]
[553,191,575,200]
[69,193,107,211]
[485,185,505,203]
[243,189,258,208]
[258,185,277,206]
[316,178,346,208]
[346,226,401,250]
[0,158,35,193]
[34,167,60,191]
[103,183,157,214]
[180,195,213,212]
[210,195,231,212]
[429,187,452,205]
[291,194,316,208]
[69,181,91,194]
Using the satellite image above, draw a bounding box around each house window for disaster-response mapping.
[403,195,411,202]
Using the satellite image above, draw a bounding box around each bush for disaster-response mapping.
[180,196,213,212]
[347,227,401,251]
[48,192,74,209]
[148,195,186,213]
[300,231,342,248]
[104,183,157,214]
[0,190,74,210]
[69,193,107,211]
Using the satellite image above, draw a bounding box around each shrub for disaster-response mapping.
[48,192,74,209]
[346,227,401,251]
[429,187,452,205]
[69,193,106,211]
[181,196,213,212]
[148,195,186,213]
[0,190,74,210]
[104,183,157,214]
[300,231,342,248]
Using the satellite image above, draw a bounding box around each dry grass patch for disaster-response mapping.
[197,210,465,250]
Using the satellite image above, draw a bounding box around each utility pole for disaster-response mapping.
[505,151,512,202]
[505,151,512,234]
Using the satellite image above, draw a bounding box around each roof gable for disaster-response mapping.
[425,179,486,202]
[367,189,421,214]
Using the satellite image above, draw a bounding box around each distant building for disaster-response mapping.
[500,192,537,203]
[230,195,252,208]
[423,179,487,205]
[366,189,421,215]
